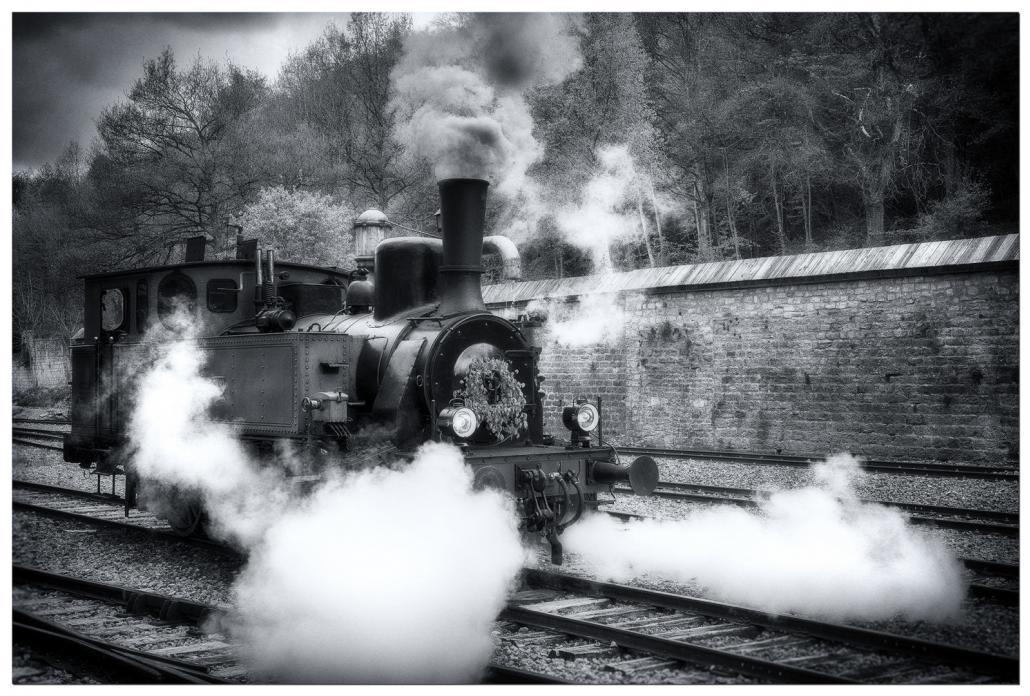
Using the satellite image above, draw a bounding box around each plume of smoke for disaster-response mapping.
[555,144,662,273]
[227,443,526,683]
[391,13,581,195]
[526,293,626,347]
[125,311,527,682]
[124,309,296,548]
[564,454,967,622]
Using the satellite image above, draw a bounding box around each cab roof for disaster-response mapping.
[78,259,351,281]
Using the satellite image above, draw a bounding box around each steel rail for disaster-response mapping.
[616,446,1018,480]
[14,565,216,621]
[11,499,230,553]
[500,604,848,683]
[967,584,1019,606]
[962,558,1019,578]
[645,480,1019,524]
[522,569,1017,679]
[13,438,65,451]
[14,569,228,684]
[14,564,552,685]
[13,617,198,684]
[13,418,71,425]
[12,427,67,438]
[615,484,1019,537]
[481,664,569,684]
[14,479,122,503]
[13,500,156,532]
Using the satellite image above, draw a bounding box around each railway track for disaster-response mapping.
[13,428,66,451]
[13,565,236,683]
[612,481,1019,537]
[13,565,562,684]
[15,423,1015,482]
[13,427,67,439]
[616,446,1018,481]
[508,569,1016,684]
[13,479,1018,609]
[13,425,68,452]
[13,418,71,426]
[14,561,1014,685]
[11,480,215,547]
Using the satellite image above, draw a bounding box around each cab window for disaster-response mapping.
[157,272,197,328]
[100,288,126,331]
[207,278,238,312]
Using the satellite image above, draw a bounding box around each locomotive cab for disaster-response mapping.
[63,259,351,469]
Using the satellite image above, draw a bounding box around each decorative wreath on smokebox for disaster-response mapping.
[454,357,527,441]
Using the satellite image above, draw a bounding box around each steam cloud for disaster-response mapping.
[556,145,640,272]
[126,313,297,548]
[126,311,526,682]
[526,292,627,347]
[390,13,581,195]
[228,443,526,683]
[564,454,967,622]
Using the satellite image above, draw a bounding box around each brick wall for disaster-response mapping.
[495,268,1018,465]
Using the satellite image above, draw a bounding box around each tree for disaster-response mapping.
[530,13,667,268]
[761,14,949,243]
[94,48,268,263]
[276,14,426,219]
[13,143,110,338]
[641,14,754,261]
[234,186,356,268]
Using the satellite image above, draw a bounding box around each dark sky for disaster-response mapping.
[12,12,352,171]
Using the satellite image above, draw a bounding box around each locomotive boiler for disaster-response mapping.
[63,177,658,563]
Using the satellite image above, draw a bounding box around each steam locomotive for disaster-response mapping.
[63,178,658,563]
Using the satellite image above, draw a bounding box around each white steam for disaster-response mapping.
[556,145,639,272]
[126,315,296,548]
[390,13,581,195]
[526,293,627,347]
[229,443,526,683]
[564,454,967,622]
[553,144,679,273]
[126,312,527,682]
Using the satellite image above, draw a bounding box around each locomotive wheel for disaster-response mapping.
[164,489,208,537]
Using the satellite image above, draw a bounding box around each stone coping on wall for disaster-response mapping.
[483,233,1019,305]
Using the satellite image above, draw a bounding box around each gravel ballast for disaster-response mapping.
[654,457,1018,513]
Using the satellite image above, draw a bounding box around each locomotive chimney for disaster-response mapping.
[438,178,489,316]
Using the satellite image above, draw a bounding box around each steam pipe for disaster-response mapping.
[262,250,275,305]
[438,178,489,316]
[482,235,521,280]
[559,475,585,532]
[254,246,264,308]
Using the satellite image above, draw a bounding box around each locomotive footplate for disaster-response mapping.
[461,445,615,466]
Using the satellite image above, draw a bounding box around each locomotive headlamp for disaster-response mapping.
[439,405,479,439]
[563,402,600,433]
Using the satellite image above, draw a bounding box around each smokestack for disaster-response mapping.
[438,178,489,316]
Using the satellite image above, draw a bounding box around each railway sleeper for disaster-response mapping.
[550,643,620,660]
[730,636,816,655]
[610,615,706,631]
[662,623,756,641]
[605,656,682,674]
